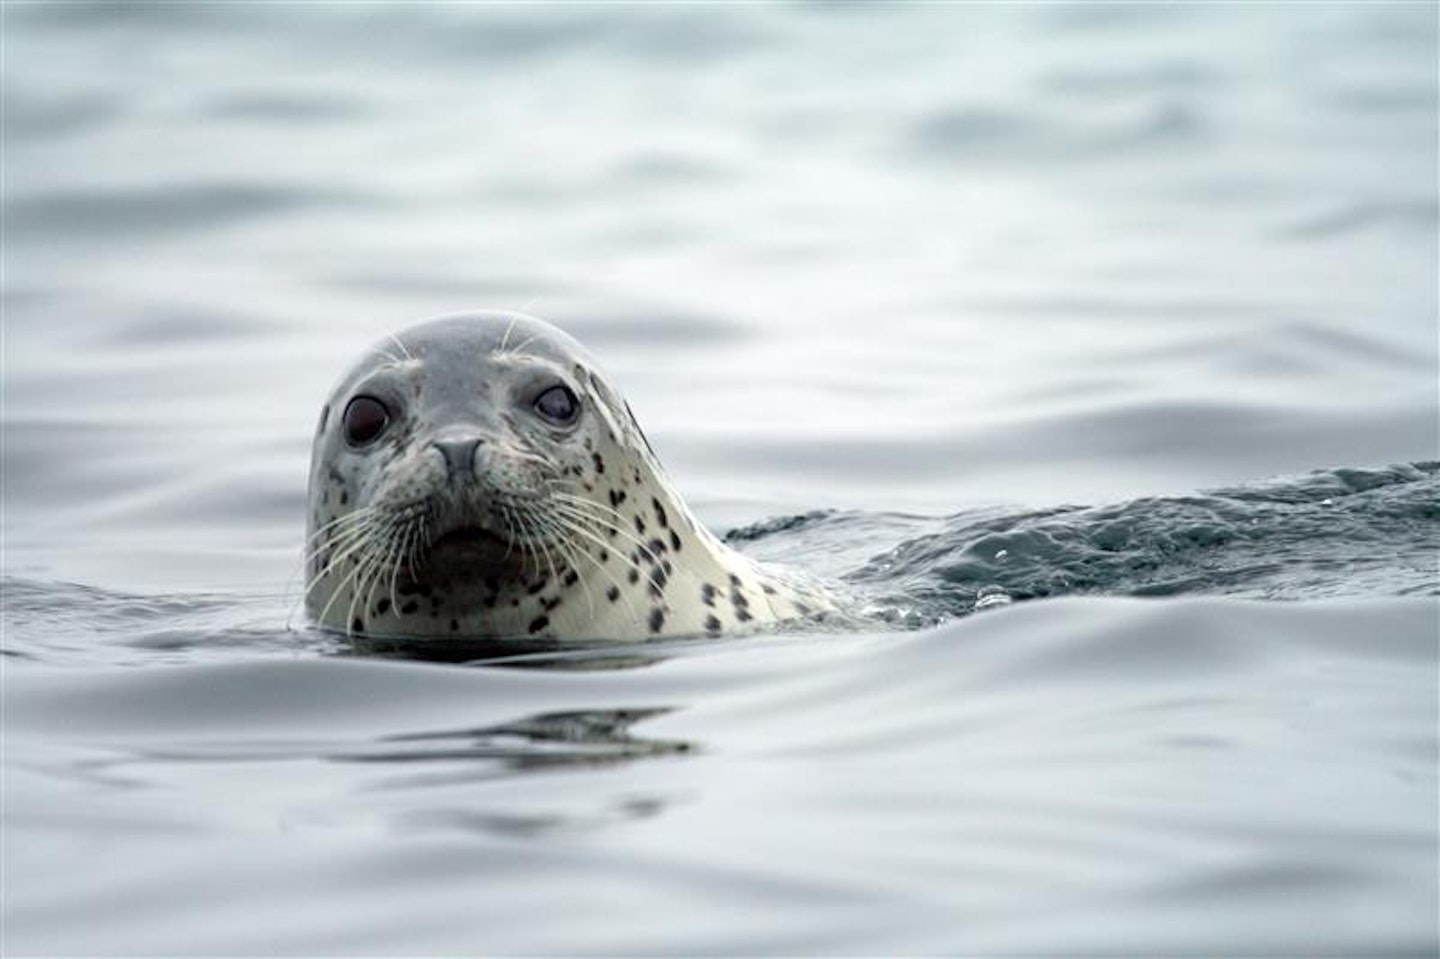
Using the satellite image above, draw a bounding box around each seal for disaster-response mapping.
[304,310,845,641]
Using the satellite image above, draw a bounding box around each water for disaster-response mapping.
[3,3,1437,955]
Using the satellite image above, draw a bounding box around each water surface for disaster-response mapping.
[3,3,1437,955]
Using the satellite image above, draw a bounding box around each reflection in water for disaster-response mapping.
[339,708,695,838]
[342,634,678,671]
[344,707,692,769]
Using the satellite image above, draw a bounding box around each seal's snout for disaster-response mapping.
[431,433,484,478]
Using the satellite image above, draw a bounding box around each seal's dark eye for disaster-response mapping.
[343,395,389,446]
[534,385,579,425]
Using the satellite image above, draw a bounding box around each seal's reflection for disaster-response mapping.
[335,707,693,769]
[333,707,695,838]
[340,632,690,671]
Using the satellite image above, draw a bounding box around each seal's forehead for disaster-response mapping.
[326,311,602,405]
[393,311,592,366]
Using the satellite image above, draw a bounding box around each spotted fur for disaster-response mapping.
[305,311,847,641]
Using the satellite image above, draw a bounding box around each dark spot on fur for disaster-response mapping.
[339,491,349,506]
[729,573,742,587]
[701,583,717,606]
[704,614,722,634]
[648,608,665,633]
[528,615,549,634]
[450,619,459,632]
[662,560,672,576]
[628,568,640,584]
[634,514,646,534]
[609,489,627,508]
[542,596,562,612]
[563,570,579,587]
[762,583,776,595]
[647,537,667,557]
[592,452,605,475]
[796,601,811,616]
[648,565,667,598]
[670,529,682,552]
[351,617,364,632]
[736,608,753,623]
[652,498,668,528]
[376,598,391,615]
[606,585,621,602]
[599,549,610,563]
[527,578,548,595]
[401,601,419,615]
[731,590,749,610]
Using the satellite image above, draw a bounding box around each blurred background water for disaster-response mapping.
[3,2,1437,955]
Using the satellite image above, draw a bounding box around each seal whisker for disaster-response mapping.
[284,509,381,630]
[386,524,407,620]
[498,504,520,566]
[350,553,385,636]
[303,520,383,599]
[383,330,415,362]
[496,314,520,356]
[347,541,384,633]
[551,529,597,623]
[534,513,609,624]
[300,527,376,604]
[503,330,545,358]
[549,499,664,568]
[534,509,646,626]
[406,514,428,584]
[533,508,634,625]
[297,533,373,611]
[550,491,633,527]
[514,502,561,598]
[322,544,380,636]
[303,508,378,549]
[291,508,380,606]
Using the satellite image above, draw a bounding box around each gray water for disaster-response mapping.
[3,3,1438,956]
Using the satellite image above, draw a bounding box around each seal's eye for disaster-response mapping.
[343,395,390,446]
[534,384,579,425]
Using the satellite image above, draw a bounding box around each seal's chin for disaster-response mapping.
[423,524,520,572]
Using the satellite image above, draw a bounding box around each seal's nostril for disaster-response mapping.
[433,437,482,475]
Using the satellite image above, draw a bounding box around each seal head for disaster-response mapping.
[305,311,840,641]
